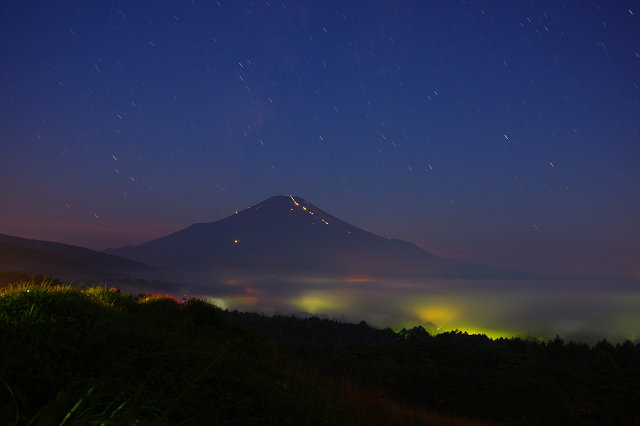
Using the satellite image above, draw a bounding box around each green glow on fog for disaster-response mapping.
[435,326,522,340]
[205,297,227,310]
[290,293,350,314]
[188,277,640,344]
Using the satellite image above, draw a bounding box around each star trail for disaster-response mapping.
[1,0,638,279]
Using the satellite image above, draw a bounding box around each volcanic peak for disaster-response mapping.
[225,195,363,237]
[103,195,539,279]
[247,195,329,222]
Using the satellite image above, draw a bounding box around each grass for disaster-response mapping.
[327,375,498,426]
[0,280,496,426]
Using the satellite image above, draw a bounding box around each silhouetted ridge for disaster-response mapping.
[104,195,538,279]
[0,233,157,278]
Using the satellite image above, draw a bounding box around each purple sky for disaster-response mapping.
[1,0,639,279]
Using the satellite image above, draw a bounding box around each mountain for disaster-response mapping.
[0,233,158,280]
[104,195,537,279]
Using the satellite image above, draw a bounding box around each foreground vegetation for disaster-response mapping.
[1,274,638,425]
[1,277,493,426]
[227,312,640,425]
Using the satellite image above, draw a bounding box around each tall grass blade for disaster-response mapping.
[4,381,20,426]
[58,385,96,426]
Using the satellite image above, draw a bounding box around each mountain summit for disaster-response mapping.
[104,195,534,279]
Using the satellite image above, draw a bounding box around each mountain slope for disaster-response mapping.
[104,195,536,279]
[0,233,157,279]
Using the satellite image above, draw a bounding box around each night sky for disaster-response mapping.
[1,0,639,279]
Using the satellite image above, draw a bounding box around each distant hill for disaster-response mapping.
[104,195,539,279]
[0,233,158,279]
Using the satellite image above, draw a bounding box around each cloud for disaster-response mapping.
[158,272,640,344]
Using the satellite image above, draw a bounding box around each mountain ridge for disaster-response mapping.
[0,233,158,279]
[104,195,540,279]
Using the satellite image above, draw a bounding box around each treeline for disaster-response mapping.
[224,310,640,426]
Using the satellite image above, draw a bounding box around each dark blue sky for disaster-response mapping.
[1,0,638,278]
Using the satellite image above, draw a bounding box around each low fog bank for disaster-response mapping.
[116,269,640,344]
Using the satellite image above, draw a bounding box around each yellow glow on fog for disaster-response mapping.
[291,293,350,314]
[415,306,458,326]
[437,326,519,340]
[206,298,227,310]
